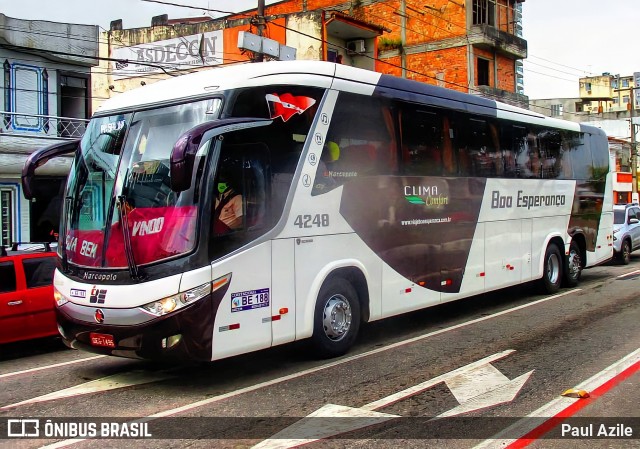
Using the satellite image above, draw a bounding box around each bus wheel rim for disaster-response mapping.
[547,253,560,284]
[568,249,581,278]
[322,294,352,341]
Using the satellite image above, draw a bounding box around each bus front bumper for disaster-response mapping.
[56,287,227,362]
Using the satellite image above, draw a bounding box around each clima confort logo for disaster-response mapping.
[404,185,449,206]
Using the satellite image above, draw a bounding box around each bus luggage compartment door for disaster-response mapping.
[485,220,525,290]
[212,242,273,360]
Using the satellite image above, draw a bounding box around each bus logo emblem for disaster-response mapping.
[89,286,107,304]
[94,309,105,323]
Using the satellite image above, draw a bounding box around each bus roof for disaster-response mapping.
[95,60,605,135]
[96,61,340,114]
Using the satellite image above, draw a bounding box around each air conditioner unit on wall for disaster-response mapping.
[346,39,366,55]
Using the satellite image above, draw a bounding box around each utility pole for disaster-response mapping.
[238,0,296,61]
[254,0,266,62]
[615,86,639,199]
[400,0,406,78]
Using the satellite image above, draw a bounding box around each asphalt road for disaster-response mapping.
[1,255,639,449]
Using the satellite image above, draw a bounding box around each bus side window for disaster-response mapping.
[312,92,395,195]
[441,115,455,175]
[399,105,443,176]
[511,125,530,178]
[463,117,499,178]
[563,131,592,180]
[538,130,562,179]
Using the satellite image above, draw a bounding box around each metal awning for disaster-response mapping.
[325,11,388,41]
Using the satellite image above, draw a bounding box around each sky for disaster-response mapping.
[1,0,638,99]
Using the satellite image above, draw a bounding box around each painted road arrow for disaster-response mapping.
[252,349,532,449]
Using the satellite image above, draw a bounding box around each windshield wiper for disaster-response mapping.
[117,195,142,281]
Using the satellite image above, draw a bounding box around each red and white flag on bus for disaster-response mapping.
[266,93,316,122]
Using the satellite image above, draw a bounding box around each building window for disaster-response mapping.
[622,79,629,88]
[3,60,10,129]
[6,63,48,132]
[623,95,630,104]
[550,104,563,117]
[0,189,14,247]
[585,82,592,92]
[477,58,490,86]
[473,0,495,26]
[42,68,49,133]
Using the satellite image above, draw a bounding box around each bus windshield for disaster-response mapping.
[62,99,221,268]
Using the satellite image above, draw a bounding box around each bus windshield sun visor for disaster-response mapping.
[22,139,80,200]
[170,117,272,192]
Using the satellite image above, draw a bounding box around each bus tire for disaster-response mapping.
[539,243,562,294]
[563,240,582,287]
[311,277,360,358]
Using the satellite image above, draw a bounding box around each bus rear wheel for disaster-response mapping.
[539,243,562,294]
[311,277,360,358]
[563,240,582,287]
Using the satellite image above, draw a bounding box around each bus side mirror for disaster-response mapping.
[170,118,272,192]
[22,139,80,200]
[170,122,221,192]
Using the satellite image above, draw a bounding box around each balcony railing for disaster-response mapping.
[1,111,88,139]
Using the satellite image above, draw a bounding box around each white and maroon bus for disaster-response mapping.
[23,61,613,361]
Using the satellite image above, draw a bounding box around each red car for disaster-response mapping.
[0,243,59,344]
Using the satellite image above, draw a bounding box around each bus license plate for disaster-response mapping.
[90,333,115,348]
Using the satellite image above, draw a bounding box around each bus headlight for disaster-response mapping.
[140,282,212,317]
[53,287,69,307]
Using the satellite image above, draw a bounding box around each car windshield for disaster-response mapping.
[614,209,626,225]
[62,99,221,268]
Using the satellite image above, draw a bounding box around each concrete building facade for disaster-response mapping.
[579,72,640,114]
[0,14,99,246]
[529,72,640,203]
[94,0,528,111]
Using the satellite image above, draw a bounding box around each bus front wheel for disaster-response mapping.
[540,243,563,294]
[311,277,360,358]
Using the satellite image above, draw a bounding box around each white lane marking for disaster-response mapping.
[473,347,640,449]
[40,288,580,449]
[1,370,175,410]
[616,269,640,278]
[0,355,107,380]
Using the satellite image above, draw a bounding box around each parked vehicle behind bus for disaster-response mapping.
[613,203,640,264]
[23,61,613,362]
[0,243,58,345]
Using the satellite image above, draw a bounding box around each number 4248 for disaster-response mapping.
[294,214,329,228]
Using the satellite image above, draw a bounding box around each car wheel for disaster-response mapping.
[619,240,631,265]
[311,277,360,358]
[563,240,582,287]
[539,243,562,294]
